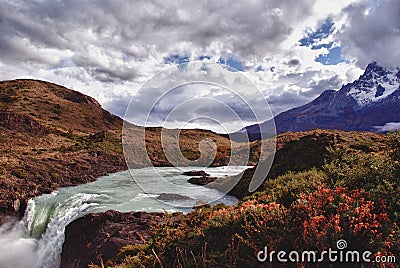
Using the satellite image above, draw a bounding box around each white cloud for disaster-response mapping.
[339,0,400,67]
[374,122,400,132]
[123,62,275,133]
[0,0,393,131]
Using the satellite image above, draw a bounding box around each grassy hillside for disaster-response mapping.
[226,129,386,198]
[0,79,127,217]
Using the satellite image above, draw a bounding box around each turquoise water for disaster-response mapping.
[0,166,249,268]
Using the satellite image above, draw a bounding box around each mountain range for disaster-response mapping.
[236,62,400,141]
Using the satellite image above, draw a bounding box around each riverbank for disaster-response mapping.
[0,79,249,218]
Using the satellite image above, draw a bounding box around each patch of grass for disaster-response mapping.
[181,149,200,160]
[32,148,47,155]
[49,116,62,121]
[0,86,18,103]
[0,134,7,143]
[11,168,27,179]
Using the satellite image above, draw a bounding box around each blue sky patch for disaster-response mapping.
[311,42,334,50]
[315,46,348,65]
[299,18,348,65]
[163,54,190,65]
[217,56,244,71]
[299,18,335,47]
[255,65,264,72]
[198,55,212,61]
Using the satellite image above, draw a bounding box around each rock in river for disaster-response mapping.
[157,193,193,201]
[187,176,217,186]
[182,170,210,177]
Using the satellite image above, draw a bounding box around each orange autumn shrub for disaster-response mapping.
[110,186,398,268]
[290,187,398,256]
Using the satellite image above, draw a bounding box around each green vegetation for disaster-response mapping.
[181,149,200,161]
[0,133,6,143]
[55,131,123,154]
[0,85,17,103]
[102,132,399,268]
[11,168,28,179]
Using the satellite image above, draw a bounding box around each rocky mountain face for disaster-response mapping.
[241,62,400,140]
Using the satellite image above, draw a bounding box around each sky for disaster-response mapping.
[0,0,399,133]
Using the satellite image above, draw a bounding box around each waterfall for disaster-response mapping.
[0,167,244,268]
[0,216,38,268]
[0,192,102,268]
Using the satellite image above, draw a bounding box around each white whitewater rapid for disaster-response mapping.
[0,166,247,268]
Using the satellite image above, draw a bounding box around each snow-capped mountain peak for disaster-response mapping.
[231,62,400,141]
[344,62,400,107]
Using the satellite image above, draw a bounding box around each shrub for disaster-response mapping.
[323,145,399,222]
[387,131,400,161]
[290,187,395,252]
[256,168,326,208]
[11,168,27,179]
[323,145,396,192]
[113,244,155,268]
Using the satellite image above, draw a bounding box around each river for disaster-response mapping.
[0,166,248,268]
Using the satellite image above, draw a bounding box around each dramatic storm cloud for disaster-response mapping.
[0,0,396,132]
[340,0,400,67]
[0,0,312,69]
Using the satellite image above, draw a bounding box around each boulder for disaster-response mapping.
[182,170,210,177]
[60,210,166,268]
[157,193,193,201]
[187,176,217,186]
